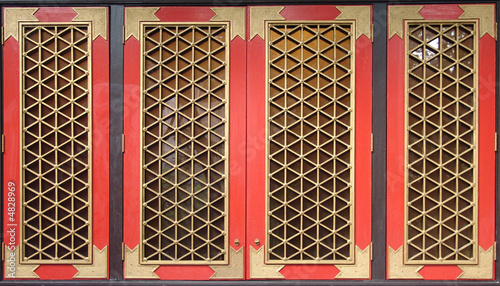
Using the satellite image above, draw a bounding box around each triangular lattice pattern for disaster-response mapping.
[406,22,477,264]
[141,24,228,264]
[22,24,91,263]
[266,23,354,264]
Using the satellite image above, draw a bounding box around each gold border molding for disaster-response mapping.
[249,6,284,40]
[249,246,284,279]
[124,245,159,279]
[4,246,39,279]
[210,7,246,41]
[459,4,496,39]
[336,6,372,40]
[388,6,423,40]
[73,245,108,278]
[388,246,423,279]
[124,7,160,41]
[73,7,108,40]
[3,8,39,42]
[458,246,494,279]
[209,246,244,279]
[335,245,371,279]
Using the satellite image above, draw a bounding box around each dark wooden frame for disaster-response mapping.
[0,1,498,285]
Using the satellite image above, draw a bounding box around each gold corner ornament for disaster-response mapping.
[335,245,370,279]
[336,6,372,40]
[124,7,160,42]
[249,246,284,279]
[73,245,107,278]
[458,246,494,279]
[3,8,39,42]
[459,4,496,39]
[388,246,423,279]
[72,7,107,40]
[249,6,284,40]
[210,7,246,41]
[4,246,39,279]
[388,6,423,40]
[209,246,244,279]
[123,245,159,279]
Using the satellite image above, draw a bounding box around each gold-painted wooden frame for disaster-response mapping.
[209,247,244,279]
[72,245,108,278]
[336,6,372,40]
[388,246,424,279]
[249,6,285,40]
[124,7,160,41]
[388,6,424,40]
[265,20,356,265]
[139,22,230,265]
[20,22,93,265]
[210,7,246,40]
[4,7,107,42]
[403,20,479,265]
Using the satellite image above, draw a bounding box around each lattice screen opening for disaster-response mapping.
[266,22,355,264]
[141,24,229,264]
[21,24,92,263]
[405,22,477,264]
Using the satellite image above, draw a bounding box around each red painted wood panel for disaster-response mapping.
[477,34,496,250]
[34,7,77,22]
[355,34,373,252]
[245,15,267,280]
[386,35,405,253]
[418,5,463,20]
[419,265,462,280]
[123,35,141,252]
[155,7,215,22]
[2,36,21,276]
[280,5,341,21]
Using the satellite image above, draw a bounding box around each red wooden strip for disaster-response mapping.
[123,38,141,249]
[419,5,463,20]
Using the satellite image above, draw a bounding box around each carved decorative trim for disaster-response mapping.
[249,6,284,40]
[249,246,284,279]
[3,8,38,41]
[123,245,159,279]
[336,6,372,40]
[209,247,244,279]
[458,246,494,279]
[388,6,423,40]
[4,7,108,42]
[335,245,371,279]
[73,7,108,40]
[73,246,108,278]
[210,7,246,41]
[388,246,423,279]
[124,7,160,41]
[459,4,496,39]
[4,246,39,279]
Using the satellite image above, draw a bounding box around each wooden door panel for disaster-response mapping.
[386,4,496,280]
[246,5,373,280]
[2,7,109,280]
[122,6,246,280]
